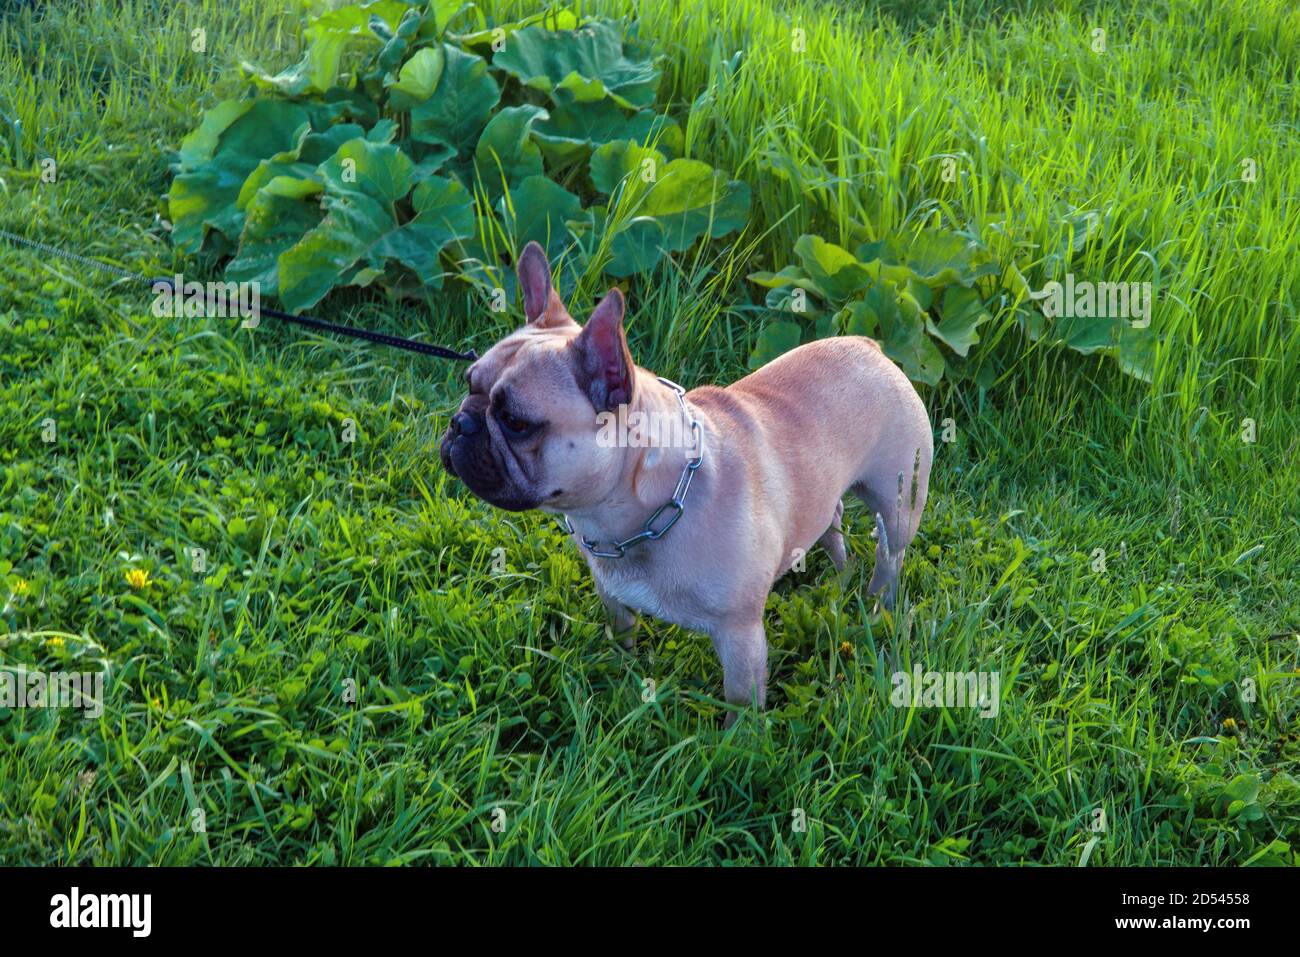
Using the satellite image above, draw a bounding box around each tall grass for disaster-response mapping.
[484,0,1300,405]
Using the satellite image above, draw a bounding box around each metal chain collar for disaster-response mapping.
[561,377,703,559]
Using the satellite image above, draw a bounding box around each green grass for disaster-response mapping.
[1,0,1297,864]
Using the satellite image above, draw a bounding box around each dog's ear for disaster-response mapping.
[517,241,563,326]
[571,288,634,412]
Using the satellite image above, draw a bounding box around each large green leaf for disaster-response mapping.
[606,218,664,277]
[491,21,660,110]
[306,86,382,129]
[226,176,325,293]
[862,281,945,385]
[764,284,823,316]
[1117,323,1155,383]
[858,230,999,289]
[168,99,311,254]
[583,206,664,277]
[1054,313,1123,355]
[592,147,749,254]
[793,234,874,302]
[175,99,253,170]
[473,104,548,202]
[836,299,879,338]
[372,176,476,286]
[409,44,500,154]
[747,265,811,291]
[748,321,802,369]
[498,175,582,258]
[241,0,411,96]
[278,196,392,310]
[278,141,409,310]
[638,158,750,252]
[422,0,489,39]
[236,123,366,209]
[386,45,445,110]
[533,101,679,164]
[927,285,990,357]
[278,138,472,309]
[589,139,664,199]
[319,137,414,204]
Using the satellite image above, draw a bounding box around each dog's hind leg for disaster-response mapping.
[817,499,847,570]
[853,446,931,610]
[867,512,904,609]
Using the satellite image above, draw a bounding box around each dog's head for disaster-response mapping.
[439,242,638,512]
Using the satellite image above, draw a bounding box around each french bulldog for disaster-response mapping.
[440,242,933,724]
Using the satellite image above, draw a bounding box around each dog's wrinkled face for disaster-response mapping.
[439,242,636,512]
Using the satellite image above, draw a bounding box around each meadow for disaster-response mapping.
[0,0,1297,864]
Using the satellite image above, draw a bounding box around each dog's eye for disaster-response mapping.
[496,409,537,438]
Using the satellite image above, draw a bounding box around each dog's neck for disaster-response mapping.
[559,370,707,552]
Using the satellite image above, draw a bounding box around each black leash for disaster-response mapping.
[0,228,478,363]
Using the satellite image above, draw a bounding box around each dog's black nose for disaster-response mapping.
[451,410,481,437]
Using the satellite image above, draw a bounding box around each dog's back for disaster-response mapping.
[688,336,932,597]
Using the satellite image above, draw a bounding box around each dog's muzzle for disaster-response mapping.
[439,400,538,511]
[440,410,480,473]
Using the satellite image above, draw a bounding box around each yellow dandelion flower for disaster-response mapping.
[13,578,29,595]
[1222,717,1238,732]
[125,568,152,590]
[45,636,65,650]
[839,641,855,657]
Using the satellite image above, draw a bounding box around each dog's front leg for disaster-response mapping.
[594,580,637,650]
[709,615,768,727]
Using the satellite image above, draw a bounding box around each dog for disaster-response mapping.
[440,242,933,724]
